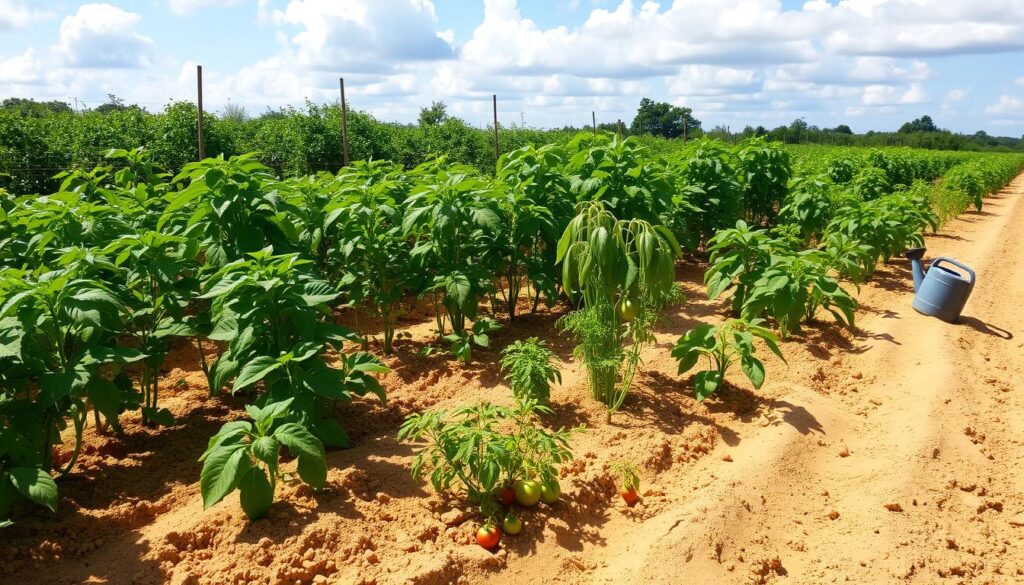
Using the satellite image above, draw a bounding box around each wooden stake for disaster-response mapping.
[340,78,350,167]
[592,111,597,136]
[492,94,499,164]
[197,65,205,161]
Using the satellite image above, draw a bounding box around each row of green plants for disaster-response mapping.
[1,134,1022,530]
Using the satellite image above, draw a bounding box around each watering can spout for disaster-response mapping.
[904,247,926,292]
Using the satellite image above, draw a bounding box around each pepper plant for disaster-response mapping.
[672,318,785,401]
[200,398,327,520]
[200,249,388,448]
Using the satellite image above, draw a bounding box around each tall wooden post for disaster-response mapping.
[592,111,597,136]
[492,94,499,164]
[197,65,205,161]
[340,78,350,167]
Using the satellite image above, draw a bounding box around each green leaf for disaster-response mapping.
[252,436,280,465]
[200,443,249,509]
[693,370,722,402]
[9,467,58,512]
[740,356,766,389]
[275,423,326,489]
[233,356,283,392]
[142,407,176,426]
[238,467,274,520]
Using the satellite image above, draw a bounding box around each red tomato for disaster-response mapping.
[476,523,501,549]
[496,486,516,507]
[620,486,639,507]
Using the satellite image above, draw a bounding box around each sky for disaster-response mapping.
[1,0,1023,135]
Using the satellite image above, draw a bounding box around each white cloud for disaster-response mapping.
[168,0,243,16]
[861,82,928,106]
[985,95,1024,115]
[0,0,52,30]
[1016,77,1024,87]
[266,0,454,71]
[0,48,44,84]
[54,3,154,69]
[946,88,968,102]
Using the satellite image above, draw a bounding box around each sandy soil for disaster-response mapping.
[3,175,1023,585]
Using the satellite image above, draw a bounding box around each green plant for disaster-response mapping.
[557,201,681,421]
[443,317,501,363]
[499,337,561,405]
[735,137,791,226]
[332,161,411,353]
[398,399,576,518]
[704,220,786,316]
[403,161,498,338]
[201,249,388,448]
[610,460,640,505]
[199,398,326,520]
[672,318,785,401]
[742,252,857,337]
[103,230,198,426]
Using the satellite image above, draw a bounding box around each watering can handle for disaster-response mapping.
[932,257,976,287]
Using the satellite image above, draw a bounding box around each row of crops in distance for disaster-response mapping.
[1,134,1022,529]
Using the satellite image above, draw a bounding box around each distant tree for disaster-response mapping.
[833,124,853,135]
[1,97,73,117]
[898,115,938,134]
[94,94,129,114]
[754,125,768,137]
[220,100,249,123]
[629,98,701,138]
[418,101,449,126]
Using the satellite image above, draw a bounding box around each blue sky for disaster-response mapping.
[1,0,1023,135]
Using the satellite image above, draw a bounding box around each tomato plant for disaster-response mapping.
[499,337,561,405]
[398,399,577,518]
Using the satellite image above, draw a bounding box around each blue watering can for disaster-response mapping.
[904,247,975,323]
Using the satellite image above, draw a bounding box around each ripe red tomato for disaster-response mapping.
[620,486,639,507]
[476,524,501,549]
[496,486,516,507]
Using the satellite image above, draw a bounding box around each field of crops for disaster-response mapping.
[2,135,1024,584]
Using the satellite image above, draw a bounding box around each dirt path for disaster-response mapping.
[524,175,1024,584]
[4,176,1023,585]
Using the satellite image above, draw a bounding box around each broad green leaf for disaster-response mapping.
[9,467,58,512]
[233,356,282,392]
[238,467,274,520]
[200,443,249,509]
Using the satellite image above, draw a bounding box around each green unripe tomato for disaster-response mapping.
[618,298,639,322]
[514,479,542,507]
[502,513,523,535]
[540,480,561,504]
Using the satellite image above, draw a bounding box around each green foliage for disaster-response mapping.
[557,201,680,419]
[200,249,388,448]
[735,137,791,225]
[629,98,701,138]
[672,318,785,401]
[398,399,577,518]
[200,398,326,520]
[500,338,561,405]
[670,139,743,250]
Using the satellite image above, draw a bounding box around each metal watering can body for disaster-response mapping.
[904,247,976,323]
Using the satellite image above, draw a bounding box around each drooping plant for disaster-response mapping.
[556,201,681,421]
[398,399,577,519]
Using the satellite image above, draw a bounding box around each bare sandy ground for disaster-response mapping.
[3,175,1023,585]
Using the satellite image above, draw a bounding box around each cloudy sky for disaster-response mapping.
[1,0,1023,134]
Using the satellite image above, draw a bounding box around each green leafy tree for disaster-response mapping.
[629,98,701,138]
